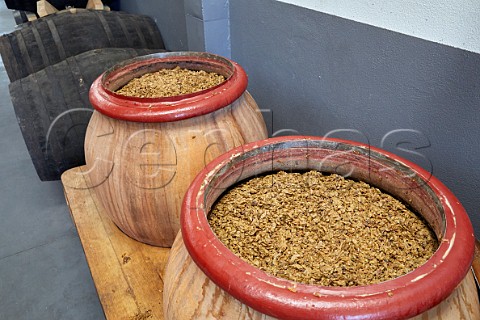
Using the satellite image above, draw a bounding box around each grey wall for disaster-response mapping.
[230,0,480,236]
[184,0,231,57]
[119,0,188,51]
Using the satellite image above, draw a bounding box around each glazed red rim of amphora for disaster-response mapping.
[89,51,248,122]
[181,135,475,320]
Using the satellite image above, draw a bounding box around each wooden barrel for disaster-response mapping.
[9,47,164,181]
[84,52,268,247]
[163,136,479,319]
[0,9,164,82]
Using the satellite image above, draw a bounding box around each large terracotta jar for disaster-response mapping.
[164,136,479,319]
[84,52,268,247]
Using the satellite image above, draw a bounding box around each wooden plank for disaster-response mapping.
[26,12,38,21]
[37,0,58,17]
[62,166,170,320]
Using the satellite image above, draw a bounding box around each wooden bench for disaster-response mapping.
[62,165,480,320]
[62,166,169,320]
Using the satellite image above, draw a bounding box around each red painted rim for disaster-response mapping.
[89,51,248,122]
[181,136,475,320]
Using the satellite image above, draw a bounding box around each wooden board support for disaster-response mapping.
[37,0,104,18]
[86,0,104,10]
[26,12,38,21]
[13,10,37,24]
[37,0,58,17]
[62,166,170,320]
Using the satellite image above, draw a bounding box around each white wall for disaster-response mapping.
[278,0,480,54]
